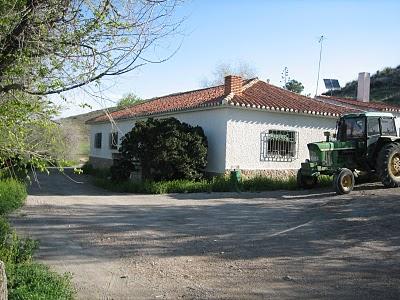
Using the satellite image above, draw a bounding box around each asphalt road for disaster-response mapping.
[10,170,400,299]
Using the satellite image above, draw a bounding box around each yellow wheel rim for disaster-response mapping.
[341,174,352,190]
[390,154,400,177]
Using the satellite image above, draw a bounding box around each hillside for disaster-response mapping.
[324,65,400,104]
[58,108,116,163]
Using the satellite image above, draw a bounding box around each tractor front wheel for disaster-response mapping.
[297,169,317,189]
[333,168,355,195]
[377,143,400,188]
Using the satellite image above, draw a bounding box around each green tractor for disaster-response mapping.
[297,112,400,194]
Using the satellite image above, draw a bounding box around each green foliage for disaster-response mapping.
[0,180,74,299]
[0,92,65,177]
[326,65,400,104]
[117,118,208,181]
[0,179,27,214]
[94,175,305,194]
[116,93,143,108]
[285,79,304,94]
[0,0,181,95]
[8,263,74,300]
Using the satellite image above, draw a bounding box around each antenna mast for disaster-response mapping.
[315,35,324,96]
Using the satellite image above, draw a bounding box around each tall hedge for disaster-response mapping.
[115,118,208,181]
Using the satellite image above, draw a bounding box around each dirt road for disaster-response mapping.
[10,171,400,299]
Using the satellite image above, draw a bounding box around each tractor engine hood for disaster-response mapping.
[307,141,356,165]
[307,141,355,152]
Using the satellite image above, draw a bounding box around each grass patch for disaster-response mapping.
[0,179,27,215]
[93,174,310,194]
[0,179,75,299]
[8,263,74,300]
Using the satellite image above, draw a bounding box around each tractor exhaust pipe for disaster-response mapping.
[324,131,331,142]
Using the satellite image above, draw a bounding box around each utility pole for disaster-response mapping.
[315,35,324,96]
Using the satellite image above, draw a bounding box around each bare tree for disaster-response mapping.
[201,61,257,87]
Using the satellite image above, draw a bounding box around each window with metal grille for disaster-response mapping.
[94,132,102,149]
[109,132,118,149]
[260,130,298,161]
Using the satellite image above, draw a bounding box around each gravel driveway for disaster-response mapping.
[10,170,400,299]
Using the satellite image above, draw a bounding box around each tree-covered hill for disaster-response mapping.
[324,65,400,104]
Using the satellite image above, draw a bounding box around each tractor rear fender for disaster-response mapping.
[371,137,400,164]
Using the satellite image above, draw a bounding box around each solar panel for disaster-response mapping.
[323,79,341,90]
[323,79,333,89]
[331,79,340,89]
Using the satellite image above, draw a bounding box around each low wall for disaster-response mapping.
[88,156,113,169]
[226,169,297,179]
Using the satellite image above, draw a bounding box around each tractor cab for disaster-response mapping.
[298,112,400,195]
[336,112,397,142]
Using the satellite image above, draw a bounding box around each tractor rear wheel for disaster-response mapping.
[333,168,355,195]
[377,143,400,188]
[297,169,317,189]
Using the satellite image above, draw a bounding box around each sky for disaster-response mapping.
[57,0,400,117]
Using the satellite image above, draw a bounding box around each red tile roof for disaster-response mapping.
[88,78,361,124]
[229,81,354,116]
[317,95,400,113]
[89,85,227,123]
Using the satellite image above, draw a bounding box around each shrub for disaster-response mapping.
[8,263,74,300]
[117,117,208,181]
[94,175,302,194]
[0,179,27,214]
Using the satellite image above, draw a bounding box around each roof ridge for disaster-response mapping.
[145,83,224,102]
[313,96,366,112]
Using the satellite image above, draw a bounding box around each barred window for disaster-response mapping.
[260,130,298,162]
[109,132,118,149]
[94,132,102,149]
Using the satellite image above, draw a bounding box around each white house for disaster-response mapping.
[87,74,400,177]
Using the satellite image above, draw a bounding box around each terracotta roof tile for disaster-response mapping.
[89,85,226,123]
[88,78,362,124]
[230,81,358,116]
[317,95,400,113]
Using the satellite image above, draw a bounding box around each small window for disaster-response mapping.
[380,118,397,136]
[94,133,102,149]
[367,118,380,136]
[261,130,298,162]
[109,132,118,149]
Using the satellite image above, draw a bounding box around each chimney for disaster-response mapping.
[225,75,243,95]
[357,72,370,102]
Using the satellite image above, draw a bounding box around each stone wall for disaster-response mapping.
[226,169,297,179]
[88,156,113,169]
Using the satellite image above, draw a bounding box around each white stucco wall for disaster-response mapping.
[225,108,337,171]
[89,108,229,173]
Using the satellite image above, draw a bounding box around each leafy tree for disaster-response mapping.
[285,79,304,94]
[0,0,182,95]
[117,93,143,108]
[0,0,182,175]
[116,118,208,181]
[201,61,257,87]
[0,92,65,176]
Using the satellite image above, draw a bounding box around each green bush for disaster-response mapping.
[0,221,74,300]
[117,117,208,181]
[94,174,304,194]
[0,179,27,214]
[0,181,75,299]
[8,263,74,300]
